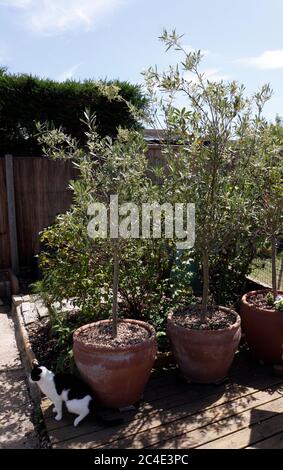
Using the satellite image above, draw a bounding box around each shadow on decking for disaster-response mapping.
[43,350,283,449]
[246,408,283,449]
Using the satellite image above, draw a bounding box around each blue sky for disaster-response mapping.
[0,0,282,120]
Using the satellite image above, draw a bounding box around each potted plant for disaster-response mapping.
[240,118,283,364]
[38,101,157,408]
[72,122,158,408]
[144,30,272,383]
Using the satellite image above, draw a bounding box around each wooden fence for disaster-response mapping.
[0,155,77,269]
[0,146,163,270]
[0,158,10,268]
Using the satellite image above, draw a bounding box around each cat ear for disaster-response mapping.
[32,359,39,368]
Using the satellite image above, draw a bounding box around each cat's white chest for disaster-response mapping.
[38,372,59,402]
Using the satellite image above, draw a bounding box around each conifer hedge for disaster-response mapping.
[0,68,146,155]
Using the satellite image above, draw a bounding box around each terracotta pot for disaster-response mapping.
[167,306,241,383]
[240,289,283,364]
[73,319,157,408]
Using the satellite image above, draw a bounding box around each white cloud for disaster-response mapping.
[238,50,283,70]
[183,44,210,56]
[202,68,231,81]
[204,69,231,82]
[185,68,231,83]
[57,63,80,82]
[0,0,123,35]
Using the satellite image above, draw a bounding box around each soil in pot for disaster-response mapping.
[245,291,281,309]
[240,289,283,364]
[77,321,150,347]
[73,319,157,408]
[172,306,237,330]
[167,306,241,384]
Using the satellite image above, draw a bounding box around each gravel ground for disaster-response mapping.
[0,311,39,448]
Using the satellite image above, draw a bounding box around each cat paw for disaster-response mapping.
[55,414,62,421]
[52,407,56,413]
[73,418,80,427]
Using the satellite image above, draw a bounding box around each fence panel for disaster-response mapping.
[0,157,10,268]
[0,146,162,269]
[13,157,77,267]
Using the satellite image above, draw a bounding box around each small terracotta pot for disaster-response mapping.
[73,319,157,408]
[240,290,283,364]
[167,306,241,383]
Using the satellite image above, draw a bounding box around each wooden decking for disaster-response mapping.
[41,351,283,449]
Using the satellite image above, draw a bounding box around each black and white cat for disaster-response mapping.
[30,364,122,427]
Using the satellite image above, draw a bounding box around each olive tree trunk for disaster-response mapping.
[201,252,209,323]
[271,235,278,299]
[112,243,119,338]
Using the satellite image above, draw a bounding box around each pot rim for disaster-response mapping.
[167,305,241,333]
[73,318,156,353]
[241,289,283,314]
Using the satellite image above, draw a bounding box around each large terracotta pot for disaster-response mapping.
[167,306,241,383]
[240,289,283,364]
[73,319,157,408]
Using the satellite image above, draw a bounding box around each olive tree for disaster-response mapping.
[143,30,272,321]
[38,110,157,337]
[255,117,283,299]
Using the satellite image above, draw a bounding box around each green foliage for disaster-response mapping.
[266,292,275,306]
[247,288,282,314]
[35,103,195,368]
[253,118,283,240]
[0,71,146,155]
[252,117,283,297]
[208,239,257,307]
[36,211,113,318]
[254,118,283,237]
[275,296,283,311]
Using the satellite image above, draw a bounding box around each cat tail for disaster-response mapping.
[89,400,123,427]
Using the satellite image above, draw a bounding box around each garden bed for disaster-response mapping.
[27,318,56,370]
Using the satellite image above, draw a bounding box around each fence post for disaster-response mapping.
[5,154,19,274]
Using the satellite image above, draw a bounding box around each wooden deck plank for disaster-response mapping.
[197,399,283,449]
[42,382,209,429]
[38,353,283,450]
[41,350,265,419]
[107,389,283,449]
[42,375,224,433]
[246,431,283,449]
[149,395,283,449]
[49,379,283,449]
[41,359,282,427]
[41,368,192,419]
[40,351,272,417]
[45,376,266,440]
